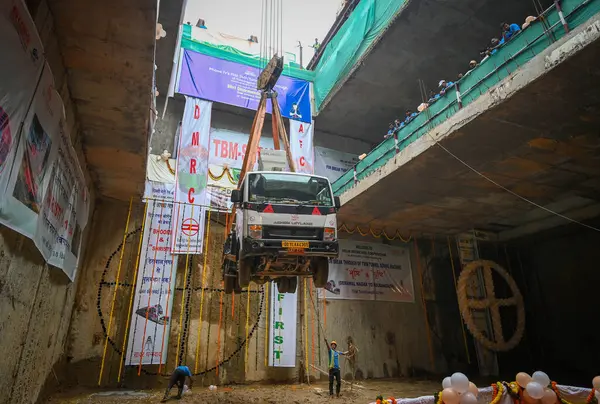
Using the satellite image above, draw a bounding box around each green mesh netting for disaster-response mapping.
[332,0,600,195]
[313,0,409,111]
[181,24,315,82]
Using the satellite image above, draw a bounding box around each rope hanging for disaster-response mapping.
[338,223,412,242]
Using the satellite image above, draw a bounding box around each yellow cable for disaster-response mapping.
[175,204,194,367]
[99,197,133,386]
[338,223,412,243]
[245,283,252,373]
[447,236,471,364]
[117,201,148,382]
[194,209,211,373]
[264,283,270,368]
[304,278,309,380]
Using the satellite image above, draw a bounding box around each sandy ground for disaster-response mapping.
[44,379,441,404]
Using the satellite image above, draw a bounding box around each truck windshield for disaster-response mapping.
[248,173,333,206]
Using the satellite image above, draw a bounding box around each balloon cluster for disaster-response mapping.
[516,372,600,404]
[441,373,479,404]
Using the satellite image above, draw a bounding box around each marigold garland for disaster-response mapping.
[375,395,398,404]
[490,382,505,404]
[551,381,598,404]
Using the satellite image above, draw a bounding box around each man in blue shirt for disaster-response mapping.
[325,338,348,397]
[162,365,194,402]
[501,22,521,41]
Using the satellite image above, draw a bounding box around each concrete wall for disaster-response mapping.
[0,1,97,403]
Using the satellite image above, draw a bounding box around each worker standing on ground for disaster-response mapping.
[325,338,348,398]
[161,365,193,402]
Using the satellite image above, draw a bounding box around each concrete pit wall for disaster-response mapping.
[0,0,96,403]
[64,202,440,390]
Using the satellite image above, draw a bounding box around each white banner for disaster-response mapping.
[126,199,179,366]
[35,118,89,280]
[289,120,314,174]
[0,0,44,200]
[268,282,298,367]
[144,180,174,201]
[314,147,359,183]
[319,240,415,302]
[172,97,211,254]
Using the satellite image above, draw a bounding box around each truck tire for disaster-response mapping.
[312,258,329,288]
[238,258,251,289]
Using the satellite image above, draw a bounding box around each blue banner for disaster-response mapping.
[178,49,312,123]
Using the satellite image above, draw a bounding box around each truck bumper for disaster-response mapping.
[241,238,339,257]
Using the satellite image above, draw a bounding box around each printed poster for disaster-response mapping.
[268,282,298,367]
[314,146,359,183]
[0,0,44,200]
[171,97,211,254]
[126,199,179,366]
[289,120,314,174]
[319,240,415,302]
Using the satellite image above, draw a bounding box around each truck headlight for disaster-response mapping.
[324,227,335,241]
[248,224,262,239]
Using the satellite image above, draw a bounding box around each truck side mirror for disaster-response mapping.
[334,196,341,209]
[231,189,242,203]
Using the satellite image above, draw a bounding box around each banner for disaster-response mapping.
[126,199,179,366]
[171,97,211,254]
[289,120,314,174]
[268,282,298,367]
[178,50,312,123]
[35,118,89,280]
[314,147,359,183]
[144,180,175,201]
[319,240,415,302]
[0,0,44,199]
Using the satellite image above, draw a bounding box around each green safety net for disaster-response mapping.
[180,24,315,82]
[332,0,600,195]
[313,0,409,111]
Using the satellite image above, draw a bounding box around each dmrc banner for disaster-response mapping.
[268,282,298,367]
[126,199,179,366]
[289,120,314,174]
[0,0,44,200]
[171,97,211,254]
[319,240,415,302]
[177,50,312,123]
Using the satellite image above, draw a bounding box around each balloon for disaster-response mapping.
[595,391,600,401]
[451,373,470,394]
[461,392,478,404]
[443,377,452,389]
[593,376,600,390]
[533,371,551,387]
[442,388,460,404]
[468,382,479,397]
[526,382,545,400]
[541,389,557,404]
[523,390,538,404]
[517,372,533,388]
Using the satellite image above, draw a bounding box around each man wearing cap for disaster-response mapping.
[438,79,454,95]
[325,338,348,397]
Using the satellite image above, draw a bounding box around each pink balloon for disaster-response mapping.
[442,388,460,404]
[468,382,479,397]
[541,389,558,404]
[593,376,600,390]
[523,390,538,404]
[517,372,533,388]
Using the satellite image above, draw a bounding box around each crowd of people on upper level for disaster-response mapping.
[382,15,538,142]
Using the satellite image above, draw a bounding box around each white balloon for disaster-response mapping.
[594,391,600,401]
[532,371,551,387]
[451,373,470,394]
[526,382,545,400]
[461,392,478,404]
[443,377,452,389]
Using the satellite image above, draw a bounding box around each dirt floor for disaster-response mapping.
[44,379,441,404]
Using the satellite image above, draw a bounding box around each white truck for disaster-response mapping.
[221,169,340,294]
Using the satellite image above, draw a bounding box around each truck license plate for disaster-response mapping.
[282,241,309,248]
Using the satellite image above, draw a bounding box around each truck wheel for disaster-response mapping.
[287,277,298,293]
[312,258,329,288]
[238,258,251,289]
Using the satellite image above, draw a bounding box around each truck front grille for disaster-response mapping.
[262,226,323,240]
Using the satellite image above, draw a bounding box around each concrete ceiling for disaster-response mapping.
[316,0,553,145]
[337,34,600,240]
[48,0,157,200]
